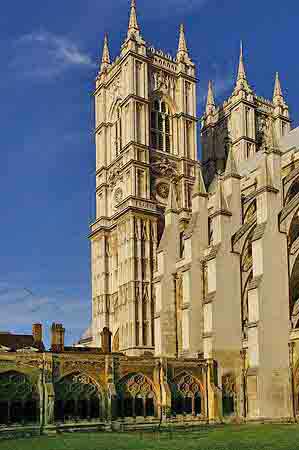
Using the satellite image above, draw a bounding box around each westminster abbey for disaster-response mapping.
[1,0,299,435]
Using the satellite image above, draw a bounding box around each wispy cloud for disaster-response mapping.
[10,31,96,79]
[199,68,234,110]
[0,281,90,346]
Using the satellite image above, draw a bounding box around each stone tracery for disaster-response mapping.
[171,372,203,416]
[54,373,102,422]
[0,371,39,425]
[116,373,156,418]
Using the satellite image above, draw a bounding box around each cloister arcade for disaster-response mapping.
[0,371,39,425]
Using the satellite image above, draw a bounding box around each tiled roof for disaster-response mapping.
[0,333,44,351]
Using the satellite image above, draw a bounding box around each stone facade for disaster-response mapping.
[1,0,299,434]
[0,324,218,434]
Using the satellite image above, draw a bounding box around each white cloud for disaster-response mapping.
[11,31,96,79]
[199,75,234,108]
[0,283,90,346]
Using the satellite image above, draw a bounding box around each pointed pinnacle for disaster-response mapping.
[128,0,139,36]
[178,24,188,53]
[224,143,239,178]
[215,176,228,212]
[237,40,247,81]
[273,72,283,100]
[192,165,207,197]
[100,33,110,72]
[206,80,216,115]
[166,182,178,213]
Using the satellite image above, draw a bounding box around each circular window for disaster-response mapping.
[156,182,169,199]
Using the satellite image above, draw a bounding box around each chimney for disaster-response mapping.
[32,323,42,345]
[101,327,112,353]
[51,323,65,352]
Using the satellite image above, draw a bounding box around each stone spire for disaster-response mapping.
[177,24,189,62]
[206,80,216,115]
[100,33,111,72]
[237,41,246,81]
[234,41,251,93]
[127,0,140,38]
[224,140,239,179]
[273,72,284,105]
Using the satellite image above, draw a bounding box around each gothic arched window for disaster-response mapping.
[116,373,156,418]
[150,99,171,152]
[0,371,39,425]
[171,372,203,417]
[54,373,102,422]
[115,107,122,156]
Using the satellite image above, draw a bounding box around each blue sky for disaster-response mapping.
[0,0,298,348]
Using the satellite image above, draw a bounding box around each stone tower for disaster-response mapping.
[201,43,291,186]
[90,1,198,355]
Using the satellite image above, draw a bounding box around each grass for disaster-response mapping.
[1,424,299,450]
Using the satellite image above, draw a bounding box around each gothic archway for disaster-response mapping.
[171,372,203,417]
[116,373,157,418]
[0,371,39,425]
[54,373,102,422]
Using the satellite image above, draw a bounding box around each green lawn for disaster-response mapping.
[1,425,299,450]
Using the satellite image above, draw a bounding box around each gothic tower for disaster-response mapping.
[90,1,199,355]
[201,43,291,186]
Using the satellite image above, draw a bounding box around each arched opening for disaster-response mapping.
[222,395,235,416]
[0,371,39,425]
[286,179,299,205]
[194,392,202,415]
[145,395,155,417]
[135,396,144,417]
[54,373,102,422]
[117,373,157,419]
[222,374,236,416]
[150,98,172,153]
[289,212,299,248]
[171,372,203,417]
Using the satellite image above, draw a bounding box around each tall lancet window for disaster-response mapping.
[150,99,171,153]
[115,107,122,156]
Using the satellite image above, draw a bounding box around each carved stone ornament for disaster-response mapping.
[156,182,169,199]
[108,163,123,188]
[120,374,153,398]
[114,187,123,204]
[152,70,175,94]
[174,373,202,397]
[151,157,178,181]
[108,76,123,103]
[62,359,104,373]
[222,374,236,395]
